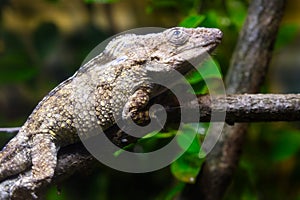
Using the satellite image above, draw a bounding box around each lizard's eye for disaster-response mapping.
[166,28,189,46]
[173,30,181,36]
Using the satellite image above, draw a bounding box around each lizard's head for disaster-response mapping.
[103,27,222,74]
[144,27,223,74]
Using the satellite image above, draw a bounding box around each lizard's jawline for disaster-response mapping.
[175,61,198,75]
[173,45,217,75]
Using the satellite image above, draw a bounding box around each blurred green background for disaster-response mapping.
[0,0,300,199]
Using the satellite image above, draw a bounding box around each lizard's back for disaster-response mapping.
[20,54,149,146]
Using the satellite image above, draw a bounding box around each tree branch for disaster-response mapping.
[1,93,299,135]
[1,92,299,198]
[173,94,300,123]
[0,128,20,133]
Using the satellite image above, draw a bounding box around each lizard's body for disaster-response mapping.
[0,27,222,198]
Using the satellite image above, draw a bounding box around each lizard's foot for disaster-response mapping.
[9,133,57,200]
[10,176,40,200]
[122,87,151,125]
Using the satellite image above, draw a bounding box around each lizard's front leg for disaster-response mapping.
[119,86,167,141]
[122,87,151,125]
[11,133,58,199]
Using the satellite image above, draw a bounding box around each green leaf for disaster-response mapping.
[186,59,222,84]
[186,59,222,94]
[113,130,176,156]
[156,182,185,200]
[113,143,136,157]
[200,11,220,28]
[179,15,205,28]
[176,124,205,153]
[199,59,222,79]
[190,80,207,94]
[171,150,205,183]
[171,124,207,183]
[186,70,203,85]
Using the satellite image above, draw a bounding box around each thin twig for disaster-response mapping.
[0,127,20,133]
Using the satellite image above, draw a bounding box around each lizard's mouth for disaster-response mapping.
[174,42,221,75]
[199,30,223,51]
[201,38,222,50]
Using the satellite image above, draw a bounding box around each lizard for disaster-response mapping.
[0,27,222,199]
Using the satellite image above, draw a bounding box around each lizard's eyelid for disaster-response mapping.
[167,29,189,46]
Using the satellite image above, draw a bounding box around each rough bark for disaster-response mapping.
[166,94,300,123]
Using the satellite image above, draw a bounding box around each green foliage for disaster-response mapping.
[275,24,299,50]
[171,135,205,183]
[155,181,185,200]
[46,187,67,200]
[0,63,37,84]
[225,0,247,29]
[0,32,37,83]
[179,14,205,28]
[186,59,222,94]
[170,124,206,183]
[225,124,300,200]
[271,130,300,162]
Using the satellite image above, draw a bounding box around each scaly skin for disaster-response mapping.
[0,27,222,198]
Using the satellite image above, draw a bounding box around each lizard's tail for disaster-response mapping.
[0,132,31,182]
